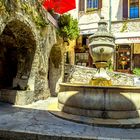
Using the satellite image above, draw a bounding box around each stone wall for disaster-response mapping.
[48,38,65,96]
[101,0,123,21]
[78,0,123,34]
[65,65,138,86]
[0,0,63,105]
[76,0,140,35]
[112,19,140,33]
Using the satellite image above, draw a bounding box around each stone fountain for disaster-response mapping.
[49,17,140,127]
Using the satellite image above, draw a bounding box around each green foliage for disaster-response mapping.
[0,1,10,16]
[107,59,113,72]
[58,14,79,41]
[132,67,140,76]
[0,1,5,13]
[21,3,48,28]
[48,8,55,15]
[120,20,128,32]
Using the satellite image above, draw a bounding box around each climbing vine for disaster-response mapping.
[120,20,128,32]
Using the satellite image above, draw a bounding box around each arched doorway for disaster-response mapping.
[0,20,36,89]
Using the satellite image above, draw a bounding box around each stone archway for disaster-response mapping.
[0,20,36,89]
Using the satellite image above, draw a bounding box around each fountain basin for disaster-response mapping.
[58,83,140,119]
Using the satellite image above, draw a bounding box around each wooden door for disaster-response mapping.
[116,45,131,73]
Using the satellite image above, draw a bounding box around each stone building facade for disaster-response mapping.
[0,0,64,105]
[69,0,140,74]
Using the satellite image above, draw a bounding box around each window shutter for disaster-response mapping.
[123,0,128,18]
[98,0,102,9]
[79,0,85,11]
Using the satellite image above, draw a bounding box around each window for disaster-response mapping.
[75,53,89,66]
[129,0,139,18]
[82,36,87,46]
[123,0,139,19]
[79,0,102,12]
[116,45,131,73]
[87,0,98,9]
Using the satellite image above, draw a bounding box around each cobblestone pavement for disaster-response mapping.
[0,97,140,140]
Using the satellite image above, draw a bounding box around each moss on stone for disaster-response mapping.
[21,3,48,28]
[50,45,62,68]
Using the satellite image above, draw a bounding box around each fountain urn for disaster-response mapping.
[89,17,115,83]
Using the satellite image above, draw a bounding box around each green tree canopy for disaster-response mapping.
[58,14,79,41]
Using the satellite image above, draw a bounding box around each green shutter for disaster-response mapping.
[79,0,85,11]
[98,0,102,9]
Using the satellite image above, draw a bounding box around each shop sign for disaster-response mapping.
[128,37,140,41]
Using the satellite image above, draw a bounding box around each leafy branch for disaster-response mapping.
[58,14,79,43]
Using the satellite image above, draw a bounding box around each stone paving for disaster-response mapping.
[0,97,140,140]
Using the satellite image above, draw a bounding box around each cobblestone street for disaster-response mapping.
[0,97,140,140]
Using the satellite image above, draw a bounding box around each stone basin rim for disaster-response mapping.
[60,83,140,90]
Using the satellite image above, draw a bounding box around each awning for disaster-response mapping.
[43,0,76,14]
